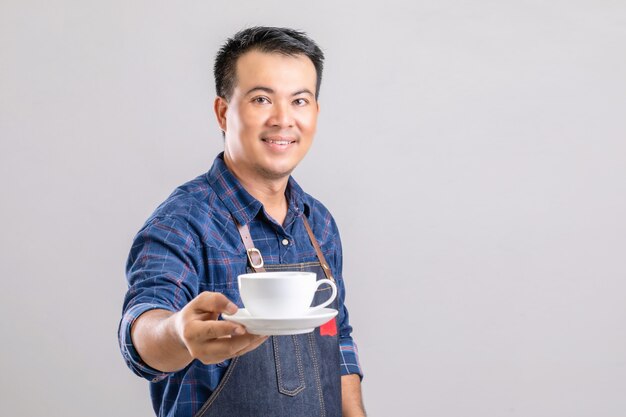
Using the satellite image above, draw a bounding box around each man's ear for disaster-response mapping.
[214,96,228,132]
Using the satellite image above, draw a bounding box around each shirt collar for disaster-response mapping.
[286,175,307,220]
[206,152,308,225]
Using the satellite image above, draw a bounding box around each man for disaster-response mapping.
[119,26,365,417]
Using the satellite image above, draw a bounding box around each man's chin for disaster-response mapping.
[255,165,296,181]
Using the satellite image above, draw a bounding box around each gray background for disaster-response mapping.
[1,1,625,416]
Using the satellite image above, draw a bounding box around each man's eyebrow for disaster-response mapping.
[244,87,315,97]
[245,86,274,96]
[292,89,314,97]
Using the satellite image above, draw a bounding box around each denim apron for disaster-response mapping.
[194,218,342,417]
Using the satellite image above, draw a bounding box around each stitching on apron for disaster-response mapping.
[273,335,306,396]
[308,332,326,417]
[194,355,241,417]
[262,261,320,270]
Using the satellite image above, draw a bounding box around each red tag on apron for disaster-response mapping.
[320,317,337,336]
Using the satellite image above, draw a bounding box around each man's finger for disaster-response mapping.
[193,291,238,315]
[196,334,268,364]
[233,335,269,357]
[190,319,246,341]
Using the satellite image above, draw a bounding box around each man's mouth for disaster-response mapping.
[261,138,297,146]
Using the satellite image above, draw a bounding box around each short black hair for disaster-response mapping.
[214,26,325,101]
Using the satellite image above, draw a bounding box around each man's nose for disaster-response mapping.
[267,101,294,128]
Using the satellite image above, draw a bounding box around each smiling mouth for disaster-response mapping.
[261,138,297,145]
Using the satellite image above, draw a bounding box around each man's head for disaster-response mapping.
[213,27,325,182]
[214,26,324,102]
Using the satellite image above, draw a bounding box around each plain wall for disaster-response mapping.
[1,1,625,416]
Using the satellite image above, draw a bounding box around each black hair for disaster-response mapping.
[214,26,324,101]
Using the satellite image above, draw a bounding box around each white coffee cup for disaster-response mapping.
[238,271,337,318]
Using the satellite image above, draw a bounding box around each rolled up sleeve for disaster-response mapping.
[118,215,201,381]
[118,303,176,381]
[329,217,364,379]
[336,286,364,379]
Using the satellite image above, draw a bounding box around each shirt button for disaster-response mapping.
[281,238,289,246]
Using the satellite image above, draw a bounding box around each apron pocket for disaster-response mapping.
[272,335,306,396]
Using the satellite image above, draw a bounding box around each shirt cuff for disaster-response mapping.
[339,338,364,380]
[118,303,177,382]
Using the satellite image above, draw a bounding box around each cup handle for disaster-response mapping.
[309,279,337,313]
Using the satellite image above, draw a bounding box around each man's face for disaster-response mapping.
[215,50,319,181]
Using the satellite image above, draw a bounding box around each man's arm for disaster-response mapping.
[131,292,267,372]
[342,374,366,417]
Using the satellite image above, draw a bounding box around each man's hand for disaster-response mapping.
[173,292,267,365]
[131,292,267,373]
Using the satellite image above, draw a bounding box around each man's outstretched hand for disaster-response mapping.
[132,292,267,372]
[173,292,267,365]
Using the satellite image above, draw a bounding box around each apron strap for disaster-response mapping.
[302,217,335,282]
[234,215,334,282]
[235,220,266,273]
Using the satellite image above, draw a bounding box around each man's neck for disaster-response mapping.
[224,158,290,225]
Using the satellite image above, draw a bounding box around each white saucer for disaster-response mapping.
[222,308,338,336]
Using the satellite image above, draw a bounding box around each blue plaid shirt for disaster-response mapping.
[118,153,362,416]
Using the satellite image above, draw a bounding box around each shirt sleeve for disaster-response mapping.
[328,215,364,379]
[118,215,202,381]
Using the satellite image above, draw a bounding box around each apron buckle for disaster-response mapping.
[246,247,265,269]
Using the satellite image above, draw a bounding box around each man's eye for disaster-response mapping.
[293,98,308,106]
[253,97,270,104]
